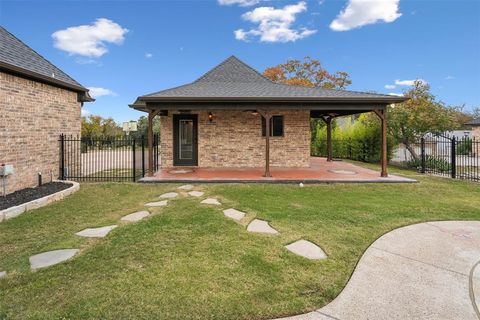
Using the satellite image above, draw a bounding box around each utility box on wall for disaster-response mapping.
[0,164,14,176]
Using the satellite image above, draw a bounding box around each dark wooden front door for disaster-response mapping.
[173,114,198,166]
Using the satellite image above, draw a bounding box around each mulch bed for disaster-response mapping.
[0,182,73,210]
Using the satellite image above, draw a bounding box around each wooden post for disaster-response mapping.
[321,116,333,162]
[147,109,161,177]
[374,109,388,177]
[258,110,272,177]
[326,116,333,162]
[147,110,154,177]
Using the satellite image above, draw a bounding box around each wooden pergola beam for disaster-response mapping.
[147,109,161,177]
[257,110,272,177]
[374,109,388,177]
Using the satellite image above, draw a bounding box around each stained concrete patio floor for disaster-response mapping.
[278,221,480,320]
[141,157,416,183]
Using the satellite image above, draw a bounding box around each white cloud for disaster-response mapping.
[218,0,263,6]
[52,18,128,57]
[395,79,427,86]
[81,109,91,117]
[330,0,402,31]
[234,1,316,43]
[388,93,404,97]
[384,84,396,89]
[87,87,116,98]
[445,75,454,80]
[145,52,153,58]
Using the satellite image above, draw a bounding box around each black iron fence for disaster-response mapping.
[59,134,159,182]
[314,135,479,182]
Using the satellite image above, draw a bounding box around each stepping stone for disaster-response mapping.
[75,225,117,238]
[223,208,246,221]
[178,184,194,190]
[0,271,6,278]
[188,191,204,197]
[121,211,150,222]
[159,192,178,199]
[145,200,168,207]
[247,219,278,234]
[201,198,221,205]
[328,169,357,175]
[29,249,79,270]
[285,240,327,260]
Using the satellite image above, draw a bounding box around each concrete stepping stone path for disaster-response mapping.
[121,211,150,222]
[159,192,178,199]
[247,219,278,234]
[201,198,221,205]
[75,225,117,238]
[0,271,6,278]
[145,200,168,207]
[178,184,194,190]
[29,249,79,270]
[223,208,246,221]
[285,240,327,260]
[188,191,204,197]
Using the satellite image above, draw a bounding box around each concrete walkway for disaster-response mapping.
[278,221,480,320]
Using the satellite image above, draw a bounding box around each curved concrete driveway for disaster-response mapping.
[279,221,480,320]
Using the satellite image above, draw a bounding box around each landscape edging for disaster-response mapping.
[0,181,80,223]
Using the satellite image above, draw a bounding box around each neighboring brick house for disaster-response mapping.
[465,119,480,139]
[130,56,406,178]
[0,27,93,194]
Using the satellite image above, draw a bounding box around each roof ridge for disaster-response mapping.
[193,55,271,83]
[0,26,85,89]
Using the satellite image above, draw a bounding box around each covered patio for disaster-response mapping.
[141,157,415,183]
[130,56,409,183]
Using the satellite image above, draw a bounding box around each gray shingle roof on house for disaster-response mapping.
[135,56,406,104]
[0,26,90,95]
[465,118,480,126]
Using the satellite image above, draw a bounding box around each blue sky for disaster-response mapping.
[1,0,479,123]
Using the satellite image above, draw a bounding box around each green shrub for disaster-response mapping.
[457,138,472,155]
[311,114,394,162]
[407,155,452,173]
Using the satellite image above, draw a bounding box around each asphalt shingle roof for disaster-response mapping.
[0,26,87,91]
[138,56,405,102]
[465,118,480,126]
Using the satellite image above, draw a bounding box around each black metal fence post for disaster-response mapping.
[451,136,456,179]
[141,135,145,177]
[132,137,136,182]
[420,137,426,173]
[59,134,65,180]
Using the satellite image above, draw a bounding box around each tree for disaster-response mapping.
[264,57,353,147]
[388,81,460,160]
[263,56,352,89]
[81,115,122,138]
[131,116,161,140]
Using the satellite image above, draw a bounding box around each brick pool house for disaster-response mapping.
[0,27,93,194]
[130,56,407,181]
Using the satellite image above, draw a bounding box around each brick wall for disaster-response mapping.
[159,109,310,168]
[472,126,480,139]
[0,71,81,194]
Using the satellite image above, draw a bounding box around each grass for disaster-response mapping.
[0,164,479,319]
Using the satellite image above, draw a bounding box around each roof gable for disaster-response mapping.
[194,56,271,84]
[0,26,88,93]
[136,56,407,105]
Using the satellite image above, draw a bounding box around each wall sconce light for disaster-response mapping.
[251,110,259,116]
[208,112,214,122]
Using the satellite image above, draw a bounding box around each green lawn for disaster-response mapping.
[0,164,479,319]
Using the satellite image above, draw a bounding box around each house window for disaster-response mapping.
[261,115,284,137]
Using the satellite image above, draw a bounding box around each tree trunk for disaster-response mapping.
[404,140,419,161]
